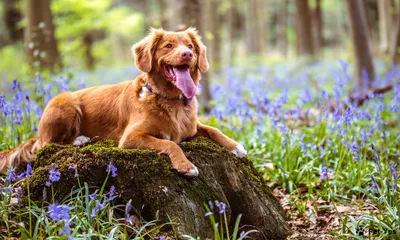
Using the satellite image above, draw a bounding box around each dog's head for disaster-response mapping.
[132,28,209,99]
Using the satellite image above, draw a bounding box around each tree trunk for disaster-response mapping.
[25,137,292,239]
[277,0,288,56]
[3,0,23,43]
[226,0,243,66]
[391,15,400,64]
[158,0,168,29]
[378,0,392,53]
[345,0,375,88]
[294,0,314,56]
[245,0,266,54]
[176,0,212,113]
[312,0,323,52]
[25,0,62,70]
[207,0,223,72]
[83,33,95,71]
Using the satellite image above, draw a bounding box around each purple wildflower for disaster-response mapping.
[91,200,105,217]
[45,163,61,187]
[125,200,132,223]
[109,185,116,200]
[18,164,33,178]
[214,201,226,214]
[48,202,72,236]
[371,175,377,191]
[319,163,334,181]
[48,202,73,222]
[5,167,17,182]
[389,161,398,191]
[370,144,380,172]
[89,190,99,201]
[205,211,213,217]
[16,187,22,205]
[300,140,306,155]
[106,163,117,177]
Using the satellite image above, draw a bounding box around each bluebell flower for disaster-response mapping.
[89,190,99,201]
[389,161,398,191]
[361,129,368,142]
[45,163,61,187]
[106,163,117,177]
[370,144,380,172]
[18,164,33,178]
[319,146,327,159]
[48,202,72,236]
[208,200,214,211]
[300,140,306,155]
[319,163,334,181]
[12,79,21,92]
[16,187,22,205]
[0,94,5,109]
[371,175,377,191]
[48,202,73,222]
[109,185,116,200]
[205,211,213,217]
[5,167,16,182]
[91,200,105,217]
[214,201,226,214]
[125,200,132,223]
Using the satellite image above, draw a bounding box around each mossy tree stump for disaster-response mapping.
[27,137,291,239]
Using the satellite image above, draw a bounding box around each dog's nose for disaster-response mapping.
[181,50,193,61]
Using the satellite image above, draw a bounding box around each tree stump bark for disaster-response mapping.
[27,137,291,239]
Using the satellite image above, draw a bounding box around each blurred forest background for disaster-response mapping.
[0,0,400,97]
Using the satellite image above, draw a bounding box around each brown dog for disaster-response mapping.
[0,28,247,177]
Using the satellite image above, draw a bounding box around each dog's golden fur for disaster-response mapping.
[0,28,246,177]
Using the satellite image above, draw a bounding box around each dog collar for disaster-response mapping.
[144,83,193,106]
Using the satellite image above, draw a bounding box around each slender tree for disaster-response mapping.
[245,0,266,54]
[277,0,288,56]
[226,0,243,66]
[378,0,392,53]
[25,0,61,70]
[312,0,323,52]
[207,0,223,72]
[391,16,400,64]
[294,0,314,56]
[345,0,375,87]
[158,0,168,29]
[3,0,23,43]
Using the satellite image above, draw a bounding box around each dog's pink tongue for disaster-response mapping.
[173,66,196,99]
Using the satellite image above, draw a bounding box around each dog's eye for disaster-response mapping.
[188,44,193,49]
[165,44,173,48]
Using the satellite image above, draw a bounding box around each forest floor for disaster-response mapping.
[275,186,378,239]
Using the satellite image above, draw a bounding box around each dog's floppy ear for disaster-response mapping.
[132,28,164,73]
[185,27,209,72]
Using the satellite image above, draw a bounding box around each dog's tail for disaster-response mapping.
[0,137,40,174]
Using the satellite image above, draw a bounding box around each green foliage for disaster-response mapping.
[50,0,144,68]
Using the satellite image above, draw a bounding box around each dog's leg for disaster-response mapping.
[196,122,247,158]
[119,130,199,177]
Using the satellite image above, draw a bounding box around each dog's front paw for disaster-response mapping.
[230,144,247,158]
[174,161,199,178]
[184,165,199,178]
